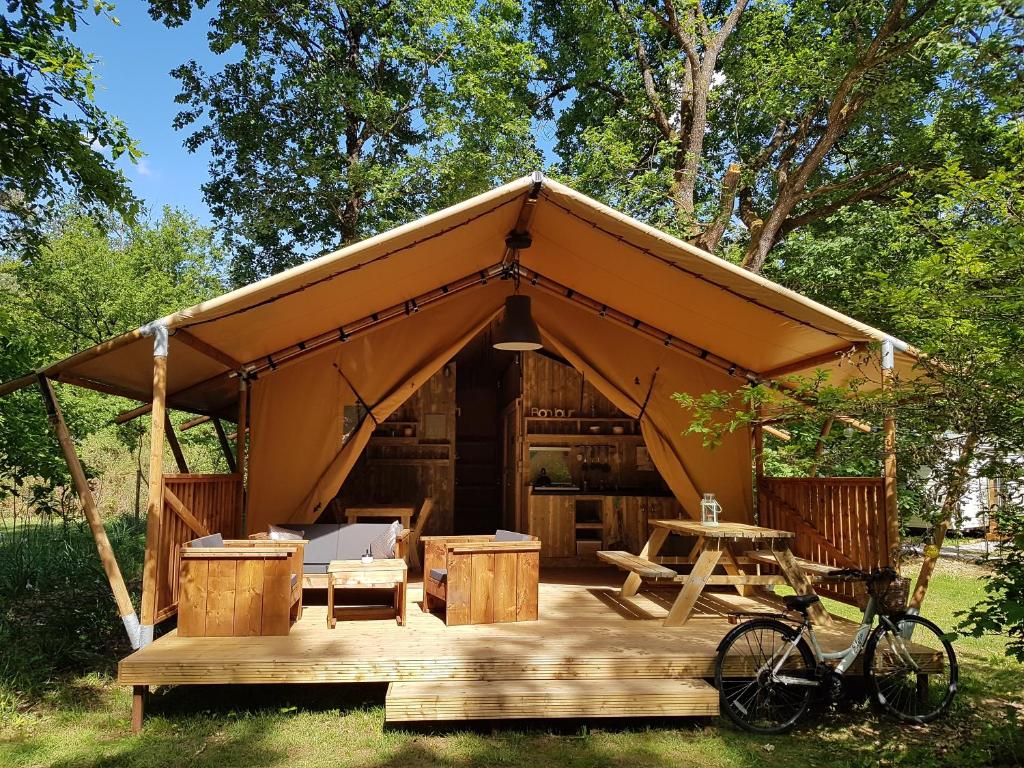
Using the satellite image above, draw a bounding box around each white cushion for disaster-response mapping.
[369,520,401,559]
[269,524,303,541]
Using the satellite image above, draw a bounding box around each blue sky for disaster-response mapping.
[75,2,222,223]
[74,3,561,228]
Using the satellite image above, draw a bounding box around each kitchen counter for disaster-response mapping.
[530,487,674,497]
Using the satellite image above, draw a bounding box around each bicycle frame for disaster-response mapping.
[767,596,922,687]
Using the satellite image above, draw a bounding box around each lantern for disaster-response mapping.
[493,294,543,351]
[700,493,721,526]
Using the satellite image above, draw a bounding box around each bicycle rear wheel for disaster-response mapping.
[715,618,816,734]
[865,613,958,724]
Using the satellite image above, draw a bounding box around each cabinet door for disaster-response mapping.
[529,496,575,557]
[611,497,647,554]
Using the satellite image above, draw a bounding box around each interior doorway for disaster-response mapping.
[453,327,515,534]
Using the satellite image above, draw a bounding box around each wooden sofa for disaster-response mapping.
[422,531,541,626]
[251,523,409,589]
[178,534,305,637]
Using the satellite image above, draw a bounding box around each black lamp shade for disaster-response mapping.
[494,295,543,351]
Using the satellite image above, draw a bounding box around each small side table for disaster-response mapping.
[327,559,408,628]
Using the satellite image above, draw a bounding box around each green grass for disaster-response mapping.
[1,521,1022,768]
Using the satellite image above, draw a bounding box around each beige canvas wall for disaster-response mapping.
[246,281,754,534]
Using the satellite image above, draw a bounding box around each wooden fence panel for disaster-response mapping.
[758,476,889,604]
[152,473,242,623]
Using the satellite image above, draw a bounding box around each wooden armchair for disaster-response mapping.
[178,534,305,637]
[421,532,540,626]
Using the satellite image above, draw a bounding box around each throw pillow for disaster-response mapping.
[269,524,303,541]
[369,520,401,559]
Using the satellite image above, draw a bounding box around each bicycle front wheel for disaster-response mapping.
[715,618,816,734]
[865,613,958,724]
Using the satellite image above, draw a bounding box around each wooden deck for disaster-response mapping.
[120,570,892,688]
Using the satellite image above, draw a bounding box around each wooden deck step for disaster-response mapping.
[384,678,719,722]
[596,551,676,579]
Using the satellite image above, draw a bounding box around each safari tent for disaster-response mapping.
[0,173,931,729]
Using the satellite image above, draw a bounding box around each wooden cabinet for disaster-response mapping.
[529,493,684,563]
[528,494,576,557]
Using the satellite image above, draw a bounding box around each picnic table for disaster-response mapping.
[598,519,830,626]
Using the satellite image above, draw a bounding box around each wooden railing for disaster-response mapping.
[758,476,890,604]
[151,473,242,623]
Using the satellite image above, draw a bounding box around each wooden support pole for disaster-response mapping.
[131,685,148,733]
[762,425,791,442]
[139,326,169,643]
[172,328,244,370]
[181,415,212,431]
[164,414,189,474]
[36,375,142,648]
[0,372,37,398]
[213,418,237,473]
[753,407,765,482]
[236,377,249,535]
[881,340,900,568]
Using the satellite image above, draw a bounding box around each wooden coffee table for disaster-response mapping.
[327,559,408,628]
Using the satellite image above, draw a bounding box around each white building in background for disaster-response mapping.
[905,476,995,535]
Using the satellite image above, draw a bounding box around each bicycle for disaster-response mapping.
[714,567,958,734]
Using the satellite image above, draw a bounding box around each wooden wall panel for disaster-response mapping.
[152,473,242,623]
[758,476,888,604]
[334,366,456,532]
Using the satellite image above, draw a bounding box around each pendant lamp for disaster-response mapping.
[493,294,542,351]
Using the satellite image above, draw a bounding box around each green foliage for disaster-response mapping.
[959,506,1024,662]
[0,0,141,252]
[532,0,1021,267]
[680,118,1024,657]
[152,0,542,283]
[0,208,226,496]
[0,512,146,705]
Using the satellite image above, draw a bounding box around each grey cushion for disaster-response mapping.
[277,523,397,567]
[279,524,338,566]
[494,529,531,542]
[429,568,448,583]
[336,523,394,560]
[290,573,298,589]
[189,533,224,548]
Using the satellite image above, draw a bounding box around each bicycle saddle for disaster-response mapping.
[783,594,821,613]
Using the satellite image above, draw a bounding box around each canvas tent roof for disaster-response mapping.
[2,174,920,531]
[6,173,917,415]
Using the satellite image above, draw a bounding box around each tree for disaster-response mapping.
[533,0,1019,271]
[0,0,140,253]
[0,208,225,497]
[673,121,1024,657]
[149,0,542,284]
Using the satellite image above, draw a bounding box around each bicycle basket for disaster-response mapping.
[868,573,909,615]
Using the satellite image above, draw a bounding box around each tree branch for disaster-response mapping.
[778,171,910,236]
[612,0,674,139]
[693,162,741,252]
